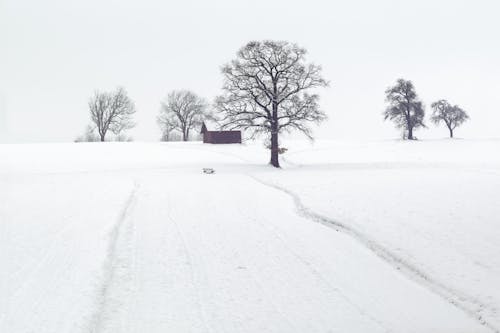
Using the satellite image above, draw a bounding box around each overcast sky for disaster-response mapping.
[1,0,499,143]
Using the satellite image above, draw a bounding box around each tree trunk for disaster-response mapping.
[449,126,453,138]
[270,106,280,168]
[270,130,280,168]
[100,133,105,142]
[182,130,188,141]
[270,84,280,168]
[407,126,414,140]
[405,109,413,140]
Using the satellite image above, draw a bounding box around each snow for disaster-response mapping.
[1,139,499,332]
[273,139,500,329]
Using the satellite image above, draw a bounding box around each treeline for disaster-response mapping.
[75,40,328,167]
[75,40,471,167]
[76,88,210,143]
[383,79,469,139]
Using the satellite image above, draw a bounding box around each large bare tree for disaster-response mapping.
[431,99,469,138]
[215,40,328,167]
[89,87,136,142]
[158,90,207,141]
[383,79,425,140]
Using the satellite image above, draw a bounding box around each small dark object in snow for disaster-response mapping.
[203,168,215,174]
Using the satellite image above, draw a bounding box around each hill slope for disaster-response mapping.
[1,140,498,332]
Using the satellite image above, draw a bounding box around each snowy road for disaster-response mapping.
[1,142,496,332]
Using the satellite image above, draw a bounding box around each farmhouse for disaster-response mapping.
[200,122,242,144]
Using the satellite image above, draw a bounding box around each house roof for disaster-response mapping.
[200,122,208,134]
[201,121,241,133]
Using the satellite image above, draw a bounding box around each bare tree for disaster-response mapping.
[75,124,99,142]
[158,90,206,141]
[383,79,425,140]
[431,100,469,138]
[89,87,136,142]
[115,133,134,142]
[160,131,182,142]
[157,112,176,141]
[215,40,328,167]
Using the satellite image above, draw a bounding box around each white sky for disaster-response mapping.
[1,0,499,143]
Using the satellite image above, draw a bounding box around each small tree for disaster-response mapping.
[160,131,182,142]
[115,133,134,142]
[157,113,176,142]
[431,100,469,138]
[383,79,425,140]
[75,124,99,142]
[89,87,136,142]
[158,90,206,141]
[215,40,328,167]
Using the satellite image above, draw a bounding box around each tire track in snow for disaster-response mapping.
[87,181,139,333]
[165,209,215,333]
[249,175,499,333]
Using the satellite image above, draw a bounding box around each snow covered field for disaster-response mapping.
[1,139,499,332]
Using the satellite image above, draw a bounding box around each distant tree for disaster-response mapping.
[85,125,97,141]
[160,131,182,142]
[88,87,136,142]
[75,124,99,142]
[159,128,172,142]
[431,100,469,138]
[383,79,425,140]
[156,102,186,142]
[215,40,328,167]
[115,133,134,142]
[157,113,176,141]
[158,90,206,141]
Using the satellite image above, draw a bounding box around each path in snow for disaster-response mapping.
[267,140,500,331]
[89,182,139,332]
[251,176,498,332]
